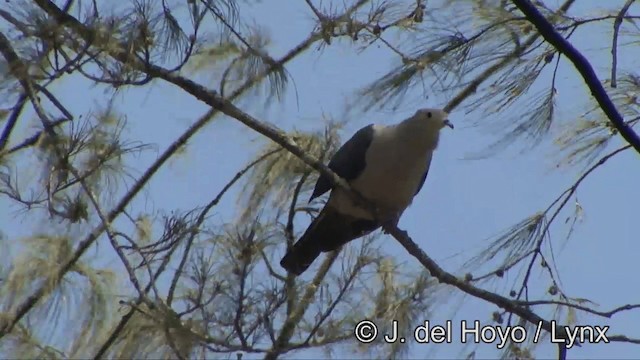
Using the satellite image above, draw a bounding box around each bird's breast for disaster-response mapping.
[328,131,432,220]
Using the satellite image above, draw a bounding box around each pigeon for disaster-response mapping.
[280,108,452,276]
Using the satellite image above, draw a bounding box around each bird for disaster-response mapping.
[279,108,453,276]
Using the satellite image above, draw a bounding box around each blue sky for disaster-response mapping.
[1,0,639,358]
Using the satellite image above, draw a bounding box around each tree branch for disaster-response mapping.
[382,224,570,360]
[166,148,282,306]
[264,250,341,360]
[512,0,640,155]
[611,0,635,88]
[0,28,145,301]
[0,93,27,151]
[444,0,577,113]
[517,300,640,318]
[513,144,632,304]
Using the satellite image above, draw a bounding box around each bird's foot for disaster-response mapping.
[382,214,401,234]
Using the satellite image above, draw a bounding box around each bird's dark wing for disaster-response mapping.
[414,153,433,196]
[309,124,375,202]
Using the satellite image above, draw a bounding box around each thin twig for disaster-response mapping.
[516,144,631,302]
[166,148,282,306]
[304,0,324,20]
[611,0,635,88]
[93,234,185,359]
[516,300,640,318]
[32,4,578,360]
[264,250,341,360]
[302,261,362,346]
[0,93,27,151]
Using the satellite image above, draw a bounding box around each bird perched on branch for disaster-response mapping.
[280,108,453,276]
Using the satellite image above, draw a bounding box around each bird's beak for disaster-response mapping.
[444,119,454,129]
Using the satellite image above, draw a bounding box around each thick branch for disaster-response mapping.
[512,0,640,155]
[383,224,569,359]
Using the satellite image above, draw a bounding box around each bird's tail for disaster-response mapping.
[279,209,379,276]
[279,228,323,276]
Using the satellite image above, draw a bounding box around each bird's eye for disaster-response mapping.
[427,112,432,118]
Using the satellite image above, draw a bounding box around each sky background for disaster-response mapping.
[1,0,639,358]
